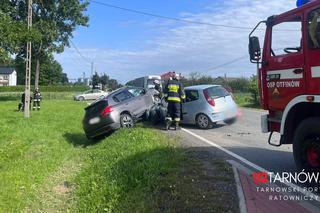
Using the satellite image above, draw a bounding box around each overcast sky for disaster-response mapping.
[54,0,296,83]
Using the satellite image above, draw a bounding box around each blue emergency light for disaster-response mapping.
[296,0,311,7]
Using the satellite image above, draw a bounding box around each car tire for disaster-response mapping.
[196,113,212,129]
[78,96,85,101]
[120,113,134,128]
[293,117,320,172]
[224,117,237,125]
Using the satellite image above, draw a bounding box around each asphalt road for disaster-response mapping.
[181,108,297,174]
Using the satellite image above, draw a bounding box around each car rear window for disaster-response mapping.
[205,86,229,99]
[85,100,108,115]
[185,90,199,102]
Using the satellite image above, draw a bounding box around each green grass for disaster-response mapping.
[73,128,185,212]
[234,92,261,108]
[0,100,185,212]
[0,100,237,212]
[0,100,88,211]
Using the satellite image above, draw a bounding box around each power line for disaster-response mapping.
[89,0,298,32]
[89,0,253,30]
[69,40,92,64]
[201,55,248,73]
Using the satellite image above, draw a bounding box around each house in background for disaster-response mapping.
[0,67,17,86]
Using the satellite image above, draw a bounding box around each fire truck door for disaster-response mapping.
[265,14,305,110]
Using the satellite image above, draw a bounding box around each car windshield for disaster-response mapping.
[206,86,229,99]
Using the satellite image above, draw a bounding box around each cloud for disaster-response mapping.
[55,0,296,83]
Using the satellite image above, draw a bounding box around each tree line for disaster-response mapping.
[0,0,89,86]
[90,72,122,91]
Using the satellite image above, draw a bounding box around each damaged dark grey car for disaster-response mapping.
[82,87,155,139]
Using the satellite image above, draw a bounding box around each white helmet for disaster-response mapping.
[153,79,160,85]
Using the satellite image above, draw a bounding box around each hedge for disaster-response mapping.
[0,92,77,101]
[0,85,90,92]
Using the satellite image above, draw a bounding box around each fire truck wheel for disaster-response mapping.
[293,117,320,172]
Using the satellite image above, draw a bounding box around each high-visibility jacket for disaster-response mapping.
[164,79,185,102]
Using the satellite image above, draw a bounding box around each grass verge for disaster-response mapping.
[0,100,238,212]
[234,92,261,108]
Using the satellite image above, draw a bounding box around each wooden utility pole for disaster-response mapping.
[24,0,33,118]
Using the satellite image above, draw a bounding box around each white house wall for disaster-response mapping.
[9,71,17,86]
[0,71,17,86]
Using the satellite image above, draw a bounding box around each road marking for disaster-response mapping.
[182,128,320,203]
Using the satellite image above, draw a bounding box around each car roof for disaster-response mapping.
[185,84,220,90]
[106,86,144,97]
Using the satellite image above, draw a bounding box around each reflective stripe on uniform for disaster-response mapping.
[167,97,181,102]
[166,117,172,121]
[174,118,180,122]
[168,84,179,93]
[181,95,186,99]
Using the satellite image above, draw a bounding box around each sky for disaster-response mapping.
[54,0,298,83]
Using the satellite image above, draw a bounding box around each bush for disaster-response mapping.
[0,85,90,92]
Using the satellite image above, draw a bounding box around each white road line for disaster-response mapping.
[182,128,320,203]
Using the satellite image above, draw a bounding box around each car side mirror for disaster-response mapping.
[141,89,147,95]
[249,36,261,62]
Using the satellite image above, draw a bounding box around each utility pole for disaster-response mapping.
[24,0,33,118]
[91,61,94,87]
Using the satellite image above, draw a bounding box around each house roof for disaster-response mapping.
[0,67,16,74]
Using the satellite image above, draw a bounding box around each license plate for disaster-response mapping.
[89,117,100,125]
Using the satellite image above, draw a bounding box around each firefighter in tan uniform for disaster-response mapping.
[163,73,185,130]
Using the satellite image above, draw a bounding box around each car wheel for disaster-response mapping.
[78,96,85,101]
[196,114,212,129]
[120,113,134,128]
[224,117,237,125]
[293,117,320,172]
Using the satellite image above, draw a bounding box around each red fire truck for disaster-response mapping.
[249,0,320,171]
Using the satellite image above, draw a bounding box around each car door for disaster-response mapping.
[182,90,200,124]
[84,90,94,99]
[264,13,306,110]
[127,88,147,117]
[305,7,320,94]
[112,90,135,112]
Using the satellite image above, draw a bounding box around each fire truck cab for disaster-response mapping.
[249,0,320,171]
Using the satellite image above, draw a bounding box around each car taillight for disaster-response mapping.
[100,106,113,117]
[203,90,215,107]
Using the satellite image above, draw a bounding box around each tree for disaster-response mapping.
[248,75,259,103]
[100,73,110,90]
[15,53,66,85]
[0,0,89,86]
[92,72,100,87]
[61,73,69,85]
[0,11,39,64]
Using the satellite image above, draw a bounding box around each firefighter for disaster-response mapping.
[33,88,42,111]
[18,93,25,111]
[153,79,163,99]
[164,73,185,130]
